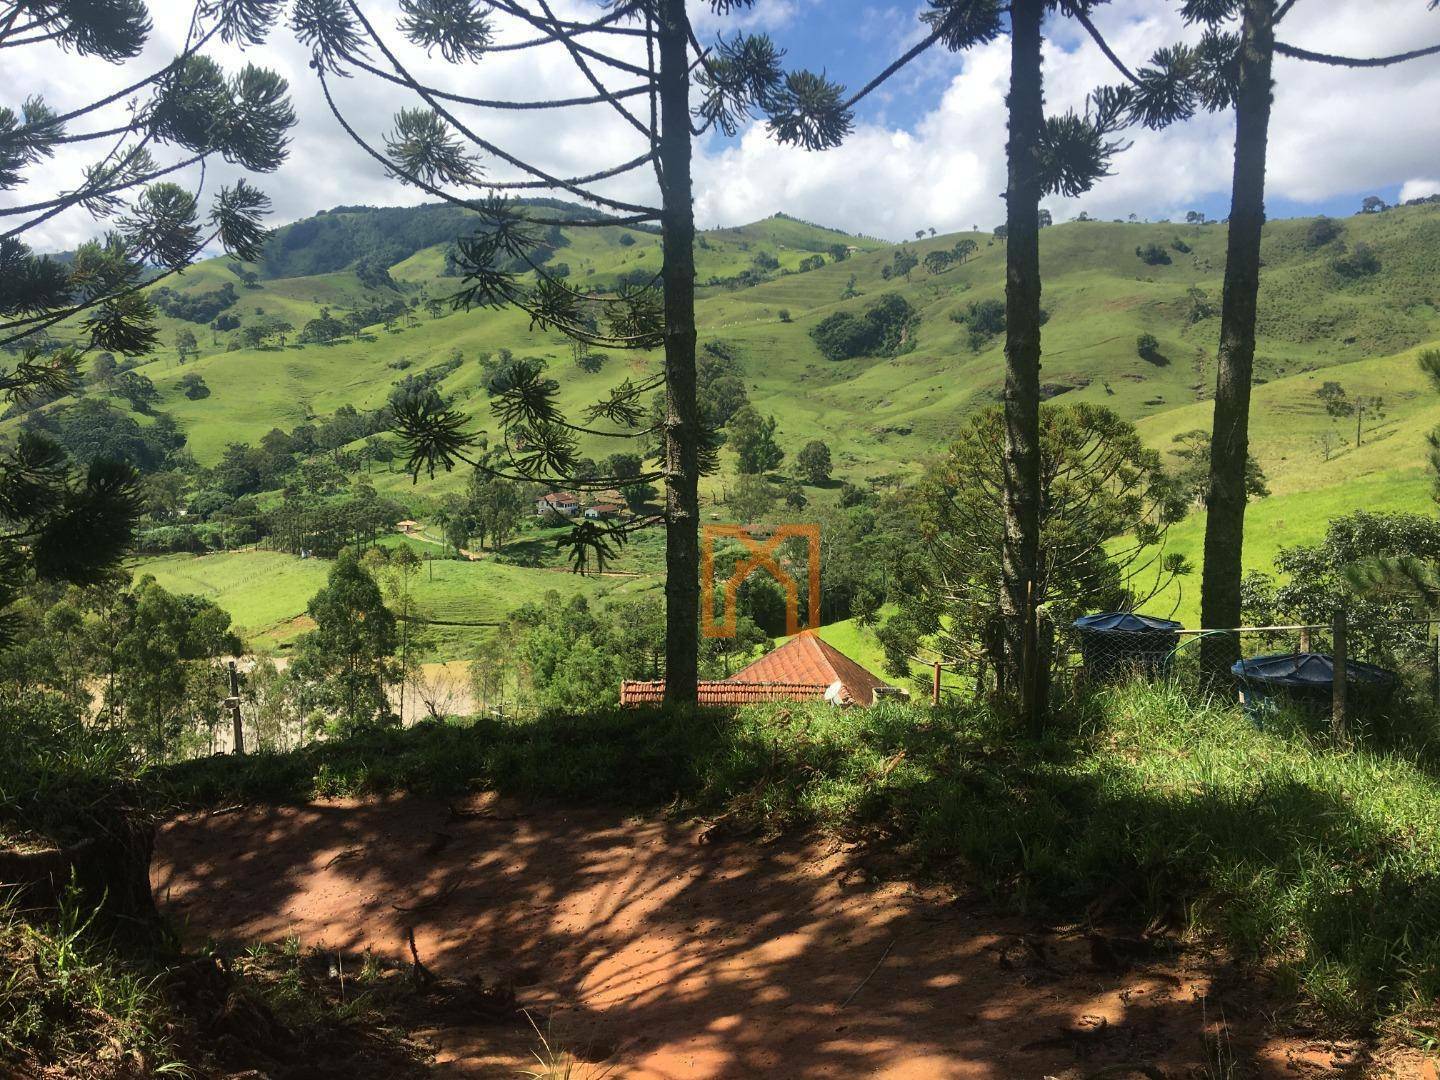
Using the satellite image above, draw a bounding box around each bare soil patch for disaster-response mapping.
[154,795,1427,1078]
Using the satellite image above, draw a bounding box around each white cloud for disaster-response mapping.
[7,0,1440,250]
[1399,178,1440,203]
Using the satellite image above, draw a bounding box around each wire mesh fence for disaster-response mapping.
[1050,612,1440,732]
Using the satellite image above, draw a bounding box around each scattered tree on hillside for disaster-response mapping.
[1306,216,1343,249]
[729,406,785,475]
[952,237,978,263]
[175,329,198,362]
[1170,429,1268,507]
[891,248,919,281]
[1361,195,1388,214]
[727,472,776,522]
[796,439,833,484]
[1136,242,1172,266]
[1136,332,1163,364]
[923,250,952,275]
[178,372,210,400]
[293,551,399,734]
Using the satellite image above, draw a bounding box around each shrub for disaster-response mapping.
[809,294,917,361]
[1170,236,1191,254]
[777,308,791,323]
[1332,241,1381,279]
[1136,333,1162,363]
[1306,216,1343,249]
[618,232,636,246]
[1136,243,1172,266]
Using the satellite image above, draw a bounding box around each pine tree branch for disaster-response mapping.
[0,229,221,352]
[842,27,944,110]
[13,16,222,134]
[480,0,652,76]
[1276,39,1440,66]
[529,0,653,139]
[339,1,660,215]
[1275,0,1302,22]
[1069,6,1139,85]
[315,68,659,221]
[479,4,647,53]
[349,57,652,110]
[1,152,203,235]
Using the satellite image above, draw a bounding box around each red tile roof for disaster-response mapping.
[619,634,895,708]
[619,681,829,706]
[729,633,893,706]
[539,491,578,504]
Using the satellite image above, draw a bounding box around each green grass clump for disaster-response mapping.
[0,890,182,1075]
[161,683,1440,1035]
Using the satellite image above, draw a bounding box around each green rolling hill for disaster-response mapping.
[12,199,1440,651]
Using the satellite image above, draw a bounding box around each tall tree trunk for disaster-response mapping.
[1200,0,1275,688]
[657,0,700,705]
[1002,0,1046,732]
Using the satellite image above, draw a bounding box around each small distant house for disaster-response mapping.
[536,491,580,517]
[584,503,620,520]
[620,633,904,708]
[396,519,420,535]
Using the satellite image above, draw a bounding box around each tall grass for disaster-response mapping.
[162,683,1440,1036]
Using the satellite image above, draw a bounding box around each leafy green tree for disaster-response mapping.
[175,328,198,362]
[728,473,775,522]
[178,372,210,400]
[729,406,784,475]
[891,248,919,281]
[1136,332,1163,363]
[880,404,1189,685]
[365,544,427,720]
[621,481,658,513]
[704,375,749,427]
[951,237,978,263]
[465,468,526,550]
[1170,430,1268,507]
[293,551,398,733]
[783,481,808,510]
[796,439,832,484]
[923,250,952,275]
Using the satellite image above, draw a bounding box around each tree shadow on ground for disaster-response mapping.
[152,703,1429,1077]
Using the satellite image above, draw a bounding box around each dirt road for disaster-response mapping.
[154,795,1413,1078]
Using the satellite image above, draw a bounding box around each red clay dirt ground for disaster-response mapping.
[153,794,1432,1079]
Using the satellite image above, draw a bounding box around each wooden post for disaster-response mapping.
[932,661,942,707]
[1331,609,1348,743]
[1298,627,1311,653]
[227,660,245,756]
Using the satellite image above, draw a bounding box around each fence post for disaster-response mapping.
[932,661,941,707]
[1298,627,1311,653]
[227,660,245,756]
[1433,624,1440,710]
[1331,609,1348,743]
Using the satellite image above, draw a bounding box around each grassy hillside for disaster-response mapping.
[20,200,1440,651]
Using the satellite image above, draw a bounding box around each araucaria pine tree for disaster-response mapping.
[1105,0,1440,685]
[294,0,900,703]
[0,0,296,644]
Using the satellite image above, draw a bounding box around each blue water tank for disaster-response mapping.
[1231,652,1398,716]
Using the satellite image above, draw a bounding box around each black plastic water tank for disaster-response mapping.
[1072,612,1183,683]
[1231,652,1397,716]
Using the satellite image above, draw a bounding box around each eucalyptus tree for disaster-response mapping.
[299,0,934,703]
[1086,0,1440,685]
[1,0,295,646]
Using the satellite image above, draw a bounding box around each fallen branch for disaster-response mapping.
[840,938,894,1008]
